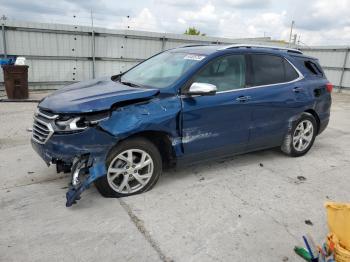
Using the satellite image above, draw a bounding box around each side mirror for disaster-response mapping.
[186,82,217,96]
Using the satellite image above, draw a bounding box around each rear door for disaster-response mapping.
[245,53,304,150]
[181,54,251,161]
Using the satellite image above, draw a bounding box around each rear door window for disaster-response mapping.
[284,59,300,82]
[250,54,285,86]
[250,54,300,86]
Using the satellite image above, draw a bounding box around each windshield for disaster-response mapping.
[120,51,205,88]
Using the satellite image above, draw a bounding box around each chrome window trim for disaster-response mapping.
[180,56,304,98]
[216,57,304,94]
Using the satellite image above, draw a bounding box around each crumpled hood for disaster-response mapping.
[39,77,159,113]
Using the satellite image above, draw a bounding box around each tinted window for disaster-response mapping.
[251,54,285,86]
[304,60,324,76]
[284,59,299,81]
[293,57,324,77]
[192,55,246,92]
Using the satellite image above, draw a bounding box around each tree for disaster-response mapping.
[184,27,206,36]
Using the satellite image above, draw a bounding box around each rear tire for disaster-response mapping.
[94,137,162,198]
[281,113,317,157]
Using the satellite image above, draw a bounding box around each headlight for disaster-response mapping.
[54,112,109,132]
[55,117,87,132]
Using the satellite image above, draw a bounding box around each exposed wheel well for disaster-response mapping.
[122,131,176,168]
[304,109,320,134]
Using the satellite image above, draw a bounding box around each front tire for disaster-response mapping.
[281,113,317,157]
[94,137,162,198]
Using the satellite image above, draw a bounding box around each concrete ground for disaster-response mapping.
[0,92,349,262]
[0,89,50,102]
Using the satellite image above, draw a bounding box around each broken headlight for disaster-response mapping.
[54,112,110,132]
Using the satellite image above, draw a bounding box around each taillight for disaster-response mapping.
[326,83,333,93]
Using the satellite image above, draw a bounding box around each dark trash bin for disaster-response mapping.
[2,65,29,99]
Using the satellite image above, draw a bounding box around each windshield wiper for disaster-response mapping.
[120,80,140,88]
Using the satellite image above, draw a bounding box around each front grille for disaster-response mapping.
[32,109,57,144]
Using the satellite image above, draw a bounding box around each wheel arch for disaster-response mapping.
[304,109,321,134]
[116,130,177,168]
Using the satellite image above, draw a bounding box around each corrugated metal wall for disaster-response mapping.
[1,20,349,90]
[0,20,284,90]
[300,47,350,89]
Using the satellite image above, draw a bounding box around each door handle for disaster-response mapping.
[236,95,251,102]
[293,87,304,93]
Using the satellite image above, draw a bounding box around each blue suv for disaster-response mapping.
[31,44,332,206]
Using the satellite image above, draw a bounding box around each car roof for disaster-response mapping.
[172,44,304,57]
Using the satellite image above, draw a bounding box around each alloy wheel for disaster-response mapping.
[293,119,314,152]
[107,149,154,194]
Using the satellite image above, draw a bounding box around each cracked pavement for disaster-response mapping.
[1,92,350,261]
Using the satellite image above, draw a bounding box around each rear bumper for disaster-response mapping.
[318,116,329,135]
[315,93,331,135]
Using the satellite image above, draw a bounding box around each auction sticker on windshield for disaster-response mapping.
[184,54,206,61]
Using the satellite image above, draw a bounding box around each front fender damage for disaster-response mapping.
[99,97,181,139]
[65,96,182,207]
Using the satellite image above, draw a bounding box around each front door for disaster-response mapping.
[181,54,252,161]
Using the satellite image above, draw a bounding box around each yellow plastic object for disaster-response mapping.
[335,244,350,262]
[327,234,350,262]
[325,202,350,251]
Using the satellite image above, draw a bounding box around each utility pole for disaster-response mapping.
[288,20,295,47]
[293,34,297,45]
[91,10,96,79]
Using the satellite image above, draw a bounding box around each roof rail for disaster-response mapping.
[178,44,211,48]
[218,44,303,54]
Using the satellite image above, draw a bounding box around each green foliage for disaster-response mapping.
[184,27,206,36]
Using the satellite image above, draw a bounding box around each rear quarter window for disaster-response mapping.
[293,56,324,77]
[304,60,324,77]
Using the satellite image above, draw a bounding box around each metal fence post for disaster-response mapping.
[161,36,166,51]
[1,23,7,58]
[339,48,349,92]
[91,30,96,79]
[90,10,96,79]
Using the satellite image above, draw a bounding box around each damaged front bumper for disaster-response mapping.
[31,127,117,207]
[65,157,106,207]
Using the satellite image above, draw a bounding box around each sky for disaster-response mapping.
[0,0,350,45]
